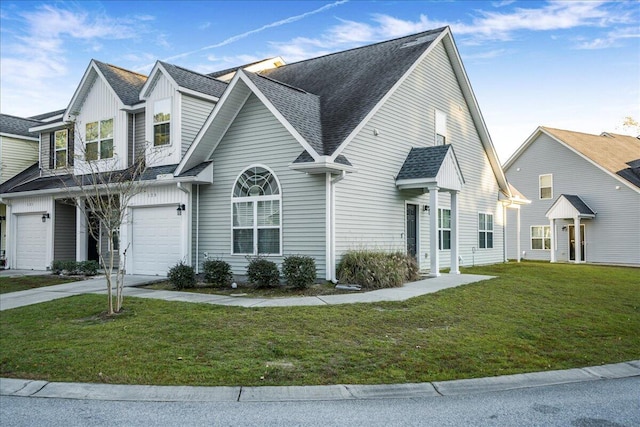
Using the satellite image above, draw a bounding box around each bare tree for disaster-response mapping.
[58,120,156,315]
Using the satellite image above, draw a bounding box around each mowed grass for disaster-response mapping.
[1,262,638,386]
[0,275,82,294]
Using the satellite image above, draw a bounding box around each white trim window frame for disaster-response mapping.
[539,174,553,200]
[153,98,171,147]
[438,208,451,250]
[231,165,282,256]
[531,225,551,250]
[435,109,447,145]
[54,129,68,169]
[85,118,114,161]
[478,212,494,249]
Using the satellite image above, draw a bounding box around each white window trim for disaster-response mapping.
[85,118,114,161]
[530,225,551,250]
[54,129,68,169]
[539,174,553,200]
[478,211,494,249]
[438,207,451,251]
[435,109,447,145]
[153,97,172,147]
[230,165,283,256]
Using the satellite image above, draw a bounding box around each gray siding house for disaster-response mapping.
[504,127,640,265]
[1,27,524,279]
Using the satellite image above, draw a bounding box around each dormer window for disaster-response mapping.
[153,98,171,146]
[85,119,114,161]
[54,129,68,168]
[435,109,447,145]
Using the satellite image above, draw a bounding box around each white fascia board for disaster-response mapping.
[236,70,320,161]
[65,61,125,121]
[29,121,67,132]
[0,133,39,141]
[175,72,248,176]
[63,61,95,121]
[395,178,437,190]
[139,62,165,100]
[121,102,146,113]
[177,87,220,103]
[289,159,356,174]
[502,126,544,171]
[329,29,449,163]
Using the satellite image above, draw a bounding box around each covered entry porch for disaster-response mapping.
[546,194,596,264]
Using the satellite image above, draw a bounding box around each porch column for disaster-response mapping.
[428,186,440,277]
[516,206,521,262]
[549,218,556,263]
[450,190,460,274]
[76,199,87,261]
[573,216,581,264]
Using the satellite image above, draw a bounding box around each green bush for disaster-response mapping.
[168,262,196,290]
[61,260,79,275]
[337,250,420,290]
[203,259,233,287]
[51,260,64,275]
[282,255,316,289]
[78,260,100,276]
[246,257,280,288]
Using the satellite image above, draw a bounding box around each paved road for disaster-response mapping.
[2,377,638,426]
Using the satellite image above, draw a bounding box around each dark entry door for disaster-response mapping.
[88,212,100,262]
[568,224,585,262]
[406,204,417,259]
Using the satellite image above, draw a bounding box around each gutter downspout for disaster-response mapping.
[329,171,346,283]
[177,182,192,269]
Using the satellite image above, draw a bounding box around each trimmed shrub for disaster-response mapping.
[51,260,64,275]
[168,262,196,290]
[246,257,280,288]
[78,260,100,276]
[282,255,316,289]
[203,259,233,287]
[337,250,421,290]
[60,260,79,275]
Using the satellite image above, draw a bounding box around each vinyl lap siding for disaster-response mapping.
[54,201,76,261]
[134,111,145,161]
[0,136,38,182]
[181,95,215,157]
[196,94,326,277]
[336,40,504,270]
[505,133,640,265]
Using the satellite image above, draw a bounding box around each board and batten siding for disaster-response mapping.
[53,200,76,261]
[145,73,181,166]
[505,132,640,265]
[0,136,38,182]
[336,39,505,270]
[196,94,326,277]
[181,95,215,157]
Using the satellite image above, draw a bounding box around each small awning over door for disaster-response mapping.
[395,145,464,192]
[545,194,596,220]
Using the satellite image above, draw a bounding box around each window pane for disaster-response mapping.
[154,99,171,123]
[442,209,451,229]
[486,232,493,248]
[257,200,280,226]
[540,175,551,187]
[154,123,170,146]
[544,238,551,250]
[540,187,552,199]
[100,119,113,139]
[532,227,542,238]
[234,167,279,197]
[544,226,551,238]
[436,134,446,145]
[55,151,66,168]
[479,213,485,228]
[258,228,279,254]
[55,130,67,149]
[532,239,543,250]
[486,215,493,231]
[233,229,253,254]
[86,122,98,142]
[233,202,253,227]
[86,142,98,161]
[442,230,451,250]
[479,232,486,249]
[101,139,114,159]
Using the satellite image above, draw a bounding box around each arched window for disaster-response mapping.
[232,166,281,255]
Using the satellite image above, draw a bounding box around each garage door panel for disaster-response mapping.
[16,214,47,270]
[132,206,182,275]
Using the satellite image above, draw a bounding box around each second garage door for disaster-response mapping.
[131,206,183,275]
[16,214,47,270]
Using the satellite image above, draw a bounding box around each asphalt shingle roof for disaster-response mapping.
[94,60,148,106]
[0,163,39,193]
[207,58,276,79]
[160,62,228,99]
[0,114,42,138]
[261,28,446,156]
[562,194,596,216]
[28,109,66,121]
[396,145,451,181]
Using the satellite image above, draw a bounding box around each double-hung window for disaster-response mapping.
[531,226,551,250]
[153,99,171,146]
[54,129,68,168]
[478,213,494,249]
[438,208,451,250]
[232,166,281,255]
[85,119,114,161]
[539,174,553,199]
[435,109,447,145]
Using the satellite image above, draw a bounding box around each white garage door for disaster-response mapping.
[16,214,47,270]
[131,206,183,275]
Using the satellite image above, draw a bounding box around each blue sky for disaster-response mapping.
[1,0,638,161]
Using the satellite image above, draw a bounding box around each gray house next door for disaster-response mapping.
[406,204,417,259]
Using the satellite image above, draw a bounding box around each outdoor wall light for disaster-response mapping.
[562,226,567,231]
[176,204,186,216]
[41,213,50,222]
[423,205,430,214]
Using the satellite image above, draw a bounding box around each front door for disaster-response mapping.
[406,204,417,259]
[568,224,585,262]
[87,212,100,262]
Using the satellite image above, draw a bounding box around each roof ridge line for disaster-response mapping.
[93,59,148,79]
[160,61,229,84]
[251,72,312,95]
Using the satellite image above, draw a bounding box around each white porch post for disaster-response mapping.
[549,218,556,263]
[428,186,440,277]
[76,199,87,262]
[450,190,459,274]
[573,216,581,264]
[516,206,521,262]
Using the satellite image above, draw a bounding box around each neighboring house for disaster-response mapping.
[0,114,44,265]
[504,127,640,265]
[1,27,525,278]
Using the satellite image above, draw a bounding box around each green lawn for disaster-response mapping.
[1,262,638,386]
[0,275,82,294]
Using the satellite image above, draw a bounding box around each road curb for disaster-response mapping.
[2,361,638,402]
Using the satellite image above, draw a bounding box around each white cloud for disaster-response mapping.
[576,26,640,49]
